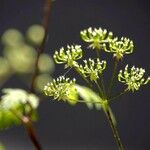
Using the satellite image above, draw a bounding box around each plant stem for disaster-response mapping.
[74,67,93,88]
[23,116,42,150]
[96,49,100,58]
[103,104,124,150]
[10,109,42,150]
[107,59,118,98]
[28,0,52,149]
[30,0,52,93]
[109,88,128,101]
[95,81,104,98]
[100,76,106,98]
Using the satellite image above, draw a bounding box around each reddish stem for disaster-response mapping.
[30,0,52,93]
[23,116,42,150]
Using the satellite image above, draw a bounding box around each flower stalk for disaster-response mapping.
[107,59,118,98]
[102,101,124,150]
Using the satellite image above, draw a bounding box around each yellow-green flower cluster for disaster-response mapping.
[53,45,82,68]
[44,76,77,102]
[80,27,113,50]
[77,58,106,82]
[104,37,134,60]
[44,27,149,106]
[118,65,150,92]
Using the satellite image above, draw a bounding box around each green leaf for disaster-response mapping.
[0,88,39,130]
[75,84,102,110]
[0,109,20,130]
[0,108,38,130]
[1,88,39,110]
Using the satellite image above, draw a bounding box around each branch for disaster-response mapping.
[10,109,42,150]
[27,0,52,149]
[23,117,42,150]
[30,0,52,93]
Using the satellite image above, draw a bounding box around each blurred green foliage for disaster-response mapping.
[0,143,5,150]
[0,24,54,92]
[2,29,24,47]
[0,24,54,136]
[26,24,45,46]
[0,88,39,130]
[0,57,11,84]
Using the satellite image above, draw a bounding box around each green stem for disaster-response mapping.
[103,102,124,150]
[96,49,100,58]
[100,76,106,98]
[74,67,93,88]
[109,88,128,102]
[69,99,102,104]
[95,81,104,98]
[107,59,118,98]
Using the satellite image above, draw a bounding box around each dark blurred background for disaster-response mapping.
[0,0,150,149]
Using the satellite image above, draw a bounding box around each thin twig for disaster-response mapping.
[30,0,52,93]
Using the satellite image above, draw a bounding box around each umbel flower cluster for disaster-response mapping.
[53,45,82,68]
[80,27,113,50]
[44,76,77,103]
[78,58,106,82]
[44,27,149,105]
[118,65,150,92]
